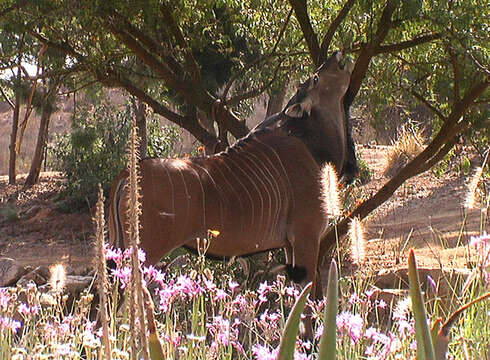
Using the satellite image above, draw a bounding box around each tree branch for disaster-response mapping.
[0,86,14,109]
[319,0,356,63]
[289,0,321,66]
[160,3,202,85]
[114,74,218,148]
[374,33,441,54]
[446,45,461,102]
[409,88,447,121]
[225,61,283,106]
[105,21,190,98]
[108,10,184,76]
[345,0,400,105]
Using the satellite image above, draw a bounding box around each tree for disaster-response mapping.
[1,1,487,264]
[11,0,303,153]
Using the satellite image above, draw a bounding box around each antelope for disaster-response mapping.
[109,52,356,298]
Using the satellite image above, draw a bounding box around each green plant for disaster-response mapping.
[147,120,179,158]
[49,103,131,211]
[49,102,178,211]
[0,203,19,223]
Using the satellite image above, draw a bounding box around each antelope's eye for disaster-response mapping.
[313,75,319,85]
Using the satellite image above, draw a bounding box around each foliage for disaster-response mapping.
[49,102,178,211]
[0,203,19,223]
[146,119,179,158]
[49,102,130,211]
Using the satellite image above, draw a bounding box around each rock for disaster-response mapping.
[0,258,28,286]
[64,275,93,294]
[373,267,470,296]
[17,269,49,287]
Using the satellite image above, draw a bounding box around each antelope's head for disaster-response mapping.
[282,51,355,173]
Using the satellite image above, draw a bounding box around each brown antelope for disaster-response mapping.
[109,52,356,298]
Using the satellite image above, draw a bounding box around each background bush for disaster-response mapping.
[49,102,177,212]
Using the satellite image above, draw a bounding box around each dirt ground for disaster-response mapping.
[0,147,487,275]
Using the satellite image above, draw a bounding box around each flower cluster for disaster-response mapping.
[470,232,490,286]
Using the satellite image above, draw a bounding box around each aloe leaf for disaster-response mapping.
[318,260,338,360]
[408,249,436,360]
[142,286,166,359]
[277,282,312,360]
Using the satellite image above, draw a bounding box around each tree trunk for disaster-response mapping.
[8,66,21,185]
[266,84,288,117]
[132,98,148,158]
[24,103,54,187]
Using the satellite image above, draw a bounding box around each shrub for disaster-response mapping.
[383,125,424,178]
[49,102,178,212]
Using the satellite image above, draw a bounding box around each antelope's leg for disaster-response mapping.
[287,226,323,339]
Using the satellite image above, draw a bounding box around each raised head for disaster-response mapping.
[284,51,353,118]
[281,51,355,173]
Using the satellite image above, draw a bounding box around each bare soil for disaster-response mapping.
[0,172,94,274]
[0,147,487,275]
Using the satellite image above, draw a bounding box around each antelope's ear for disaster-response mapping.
[284,99,312,118]
[284,103,303,118]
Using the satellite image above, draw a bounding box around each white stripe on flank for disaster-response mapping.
[248,148,281,240]
[227,155,264,234]
[246,139,285,231]
[192,162,225,234]
[220,156,255,228]
[239,151,273,241]
[252,138,295,212]
[176,165,190,234]
[212,160,245,234]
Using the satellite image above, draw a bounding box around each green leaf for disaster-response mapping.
[408,249,436,360]
[277,282,312,360]
[318,260,338,360]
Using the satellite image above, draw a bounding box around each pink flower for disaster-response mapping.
[143,265,165,286]
[427,275,437,293]
[204,279,216,291]
[252,344,278,360]
[285,286,299,298]
[337,311,364,344]
[0,289,12,310]
[111,266,132,288]
[104,246,123,266]
[214,289,228,301]
[206,316,235,347]
[365,289,375,300]
[0,316,21,333]
[349,293,360,304]
[17,303,40,316]
[314,324,324,340]
[258,281,273,303]
[228,279,239,292]
[470,232,489,250]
